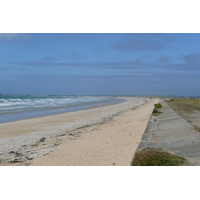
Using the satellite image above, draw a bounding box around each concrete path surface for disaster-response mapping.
[137,100,200,165]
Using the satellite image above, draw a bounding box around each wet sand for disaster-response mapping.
[0,97,158,166]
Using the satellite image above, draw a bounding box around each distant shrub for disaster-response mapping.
[152,103,162,115]
[155,103,162,108]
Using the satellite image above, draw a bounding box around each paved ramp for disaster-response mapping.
[137,101,200,164]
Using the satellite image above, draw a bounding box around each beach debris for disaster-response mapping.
[58,133,67,137]
[39,137,46,143]
[8,151,22,157]
[26,157,33,160]
[15,152,22,157]
[9,159,23,164]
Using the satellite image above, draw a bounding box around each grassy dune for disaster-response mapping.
[167,98,200,132]
[131,147,188,166]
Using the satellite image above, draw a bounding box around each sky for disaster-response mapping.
[1,33,200,96]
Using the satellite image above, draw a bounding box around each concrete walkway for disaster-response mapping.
[137,100,200,165]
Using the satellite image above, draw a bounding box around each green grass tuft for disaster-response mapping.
[152,103,163,116]
[155,103,162,109]
[131,147,188,166]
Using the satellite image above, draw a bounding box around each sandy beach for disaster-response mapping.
[0,97,158,166]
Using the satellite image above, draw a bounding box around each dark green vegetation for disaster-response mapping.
[155,103,162,109]
[131,147,188,166]
[152,103,162,116]
[167,98,200,132]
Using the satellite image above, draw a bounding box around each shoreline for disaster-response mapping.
[0,97,159,166]
[0,96,125,123]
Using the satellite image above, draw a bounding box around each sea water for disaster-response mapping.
[0,95,124,123]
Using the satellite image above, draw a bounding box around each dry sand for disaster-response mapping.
[0,97,158,166]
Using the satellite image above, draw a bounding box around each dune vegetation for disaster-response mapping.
[131,147,188,166]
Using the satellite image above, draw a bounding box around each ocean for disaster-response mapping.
[0,95,124,123]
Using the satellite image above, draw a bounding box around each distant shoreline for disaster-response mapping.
[0,96,125,123]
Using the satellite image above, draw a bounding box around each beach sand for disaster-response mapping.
[0,97,159,166]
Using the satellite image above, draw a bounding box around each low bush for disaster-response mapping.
[131,147,188,166]
[155,103,162,108]
[152,103,162,116]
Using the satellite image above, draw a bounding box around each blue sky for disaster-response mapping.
[0,33,200,96]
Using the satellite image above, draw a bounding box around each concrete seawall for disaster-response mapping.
[137,100,200,165]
